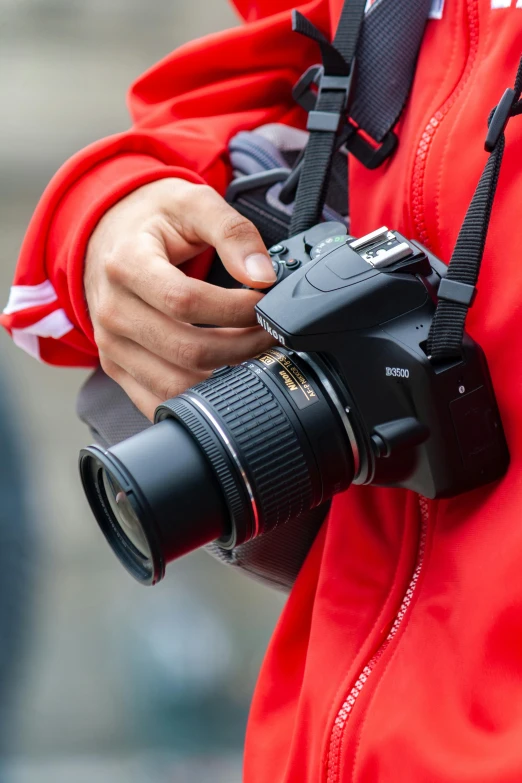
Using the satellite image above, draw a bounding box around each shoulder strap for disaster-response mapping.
[427,58,522,362]
[349,0,433,157]
[290,0,433,234]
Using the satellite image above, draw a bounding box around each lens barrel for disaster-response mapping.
[80,349,357,584]
[80,419,230,584]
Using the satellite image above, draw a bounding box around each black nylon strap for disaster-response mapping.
[330,0,367,68]
[290,0,366,234]
[290,87,354,234]
[427,57,522,362]
[290,0,432,235]
[292,10,352,76]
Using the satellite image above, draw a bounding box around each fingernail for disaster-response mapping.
[245,253,277,283]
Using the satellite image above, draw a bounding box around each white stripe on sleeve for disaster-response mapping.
[11,309,75,361]
[3,280,59,315]
[11,332,40,360]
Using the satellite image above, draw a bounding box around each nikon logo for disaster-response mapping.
[256,314,286,345]
[279,371,298,391]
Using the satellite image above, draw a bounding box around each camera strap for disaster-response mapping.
[289,0,433,235]
[427,57,522,362]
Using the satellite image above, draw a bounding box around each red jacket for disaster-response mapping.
[3,1,522,780]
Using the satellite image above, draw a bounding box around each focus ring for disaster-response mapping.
[158,396,252,544]
[189,365,313,535]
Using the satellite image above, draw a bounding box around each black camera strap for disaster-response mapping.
[427,57,522,362]
[289,1,366,235]
[289,0,433,235]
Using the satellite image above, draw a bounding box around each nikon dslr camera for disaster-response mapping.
[80,221,509,584]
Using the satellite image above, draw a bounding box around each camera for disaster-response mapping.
[79,221,509,584]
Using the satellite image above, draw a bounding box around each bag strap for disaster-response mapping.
[427,58,522,362]
[349,0,433,159]
[290,0,433,234]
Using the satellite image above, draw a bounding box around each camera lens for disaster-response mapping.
[80,418,232,584]
[80,350,360,584]
[101,470,151,559]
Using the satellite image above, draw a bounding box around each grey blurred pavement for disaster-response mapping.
[0,3,285,781]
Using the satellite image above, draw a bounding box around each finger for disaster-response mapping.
[106,296,275,371]
[177,186,277,288]
[100,336,209,401]
[100,357,163,422]
[118,236,265,327]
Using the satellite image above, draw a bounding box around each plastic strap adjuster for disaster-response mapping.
[294,65,354,133]
[319,73,354,109]
[307,110,342,132]
[485,88,515,152]
[345,122,398,170]
[437,277,477,307]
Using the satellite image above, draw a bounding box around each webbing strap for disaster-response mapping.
[290,0,433,235]
[427,57,522,362]
[290,0,366,235]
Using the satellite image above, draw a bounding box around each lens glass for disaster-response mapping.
[101,469,152,559]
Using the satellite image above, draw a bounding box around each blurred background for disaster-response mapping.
[0,2,286,781]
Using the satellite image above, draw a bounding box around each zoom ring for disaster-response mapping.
[189,365,313,535]
[161,396,252,543]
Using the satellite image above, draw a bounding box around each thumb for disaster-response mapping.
[189,187,277,288]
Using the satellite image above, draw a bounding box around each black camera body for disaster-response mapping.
[79,221,509,584]
[256,222,509,499]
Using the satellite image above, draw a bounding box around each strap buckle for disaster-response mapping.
[293,65,323,112]
[225,168,291,204]
[293,64,355,134]
[345,122,398,169]
[293,65,397,167]
[485,88,516,152]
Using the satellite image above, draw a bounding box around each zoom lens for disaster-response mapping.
[80,349,359,584]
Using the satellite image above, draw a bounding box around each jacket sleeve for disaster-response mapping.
[0,0,328,367]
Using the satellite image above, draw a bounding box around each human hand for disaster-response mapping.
[85,178,277,421]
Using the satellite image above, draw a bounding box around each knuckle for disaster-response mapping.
[93,328,111,354]
[174,183,212,223]
[95,297,120,331]
[190,184,215,207]
[103,250,128,284]
[99,352,117,378]
[137,318,164,351]
[177,340,208,370]
[224,295,248,326]
[163,281,195,321]
[95,296,121,332]
[160,376,188,400]
[219,213,259,244]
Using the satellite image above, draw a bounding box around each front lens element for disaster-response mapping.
[101,469,151,559]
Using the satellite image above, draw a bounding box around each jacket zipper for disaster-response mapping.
[325,497,430,783]
[411,0,480,246]
[325,6,481,779]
